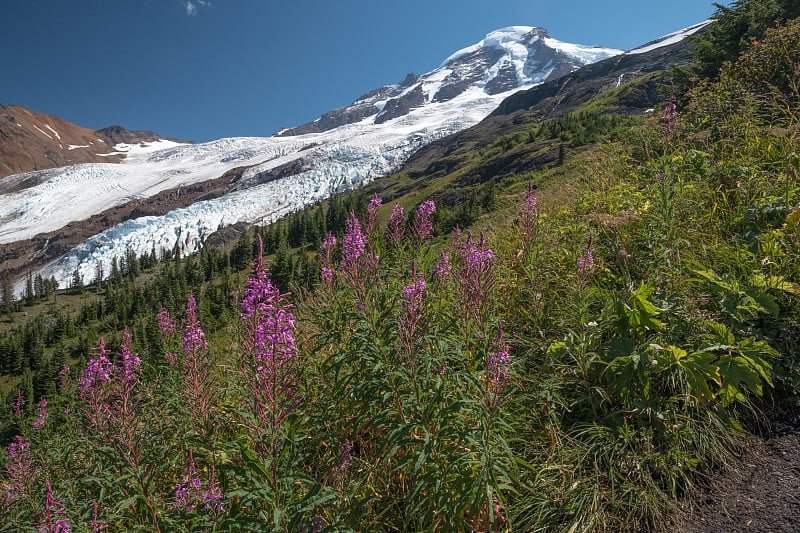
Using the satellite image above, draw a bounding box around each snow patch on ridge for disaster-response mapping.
[626,21,711,55]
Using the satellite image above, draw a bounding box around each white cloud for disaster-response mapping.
[182,0,210,16]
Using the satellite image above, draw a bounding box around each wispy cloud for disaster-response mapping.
[182,0,210,16]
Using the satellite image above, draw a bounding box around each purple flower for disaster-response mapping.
[239,255,300,462]
[320,233,337,288]
[79,340,114,393]
[661,85,678,136]
[180,294,214,431]
[413,200,436,242]
[58,365,70,391]
[486,328,511,410]
[156,306,175,338]
[119,329,141,388]
[402,278,428,313]
[35,479,70,533]
[387,203,405,245]
[366,195,382,234]
[175,450,225,514]
[397,263,428,360]
[321,232,337,260]
[342,211,366,265]
[435,252,452,279]
[182,294,207,356]
[456,233,496,324]
[368,195,382,214]
[577,237,594,277]
[336,439,355,485]
[521,184,538,249]
[321,266,335,285]
[4,436,36,507]
[12,389,24,418]
[32,398,48,430]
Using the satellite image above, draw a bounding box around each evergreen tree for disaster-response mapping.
[71,269,84,295]
[24,271,34,306]
[94,260,105,290]
[1,273,13,316]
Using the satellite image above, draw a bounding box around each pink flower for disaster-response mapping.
[182,295,207,356]
[35,479,70,532]
[11,389,24,418]
[366,195,383,234]
[413,200,436,242]
[342,211,366,265]
[4,436,36,508]
[156,306,175,338]
[435,253,452,279]
[387,203,405,245]
[32,398,48,430]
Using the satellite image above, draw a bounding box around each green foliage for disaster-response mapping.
[689,0,800,80]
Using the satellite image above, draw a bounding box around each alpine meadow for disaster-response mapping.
[1,1,800,531]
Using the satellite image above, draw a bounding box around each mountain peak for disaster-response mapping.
[276,26,622,137]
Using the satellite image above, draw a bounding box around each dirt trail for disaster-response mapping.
[674,423,800,533]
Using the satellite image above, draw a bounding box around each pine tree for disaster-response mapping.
[1,273,13,316]
[24,271,34,306]
[71,269,84,295]
[94,260,105,290]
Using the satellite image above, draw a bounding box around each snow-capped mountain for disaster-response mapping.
[0,26,622,293]
[276,27,619,136]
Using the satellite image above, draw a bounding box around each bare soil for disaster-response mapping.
[674,419,800,533]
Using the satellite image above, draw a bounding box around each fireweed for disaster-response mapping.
[486,328,511,416]
[339,210,378,309]
[365,195,383,236]
[4,436,37,509]
[320,232,337,290]
[174,449,224,518]
[78,339,114,430]
[413,200,436,244]
[434,252,452,280]
[12,389,24,419]
[31,399,48,431]
[238,237,301,510]
[181,293,215,433]
[397,262,428,362]
[156,306,177,367]
[34,479,70,533]
[387,202,405,246]
[576,236,595,279]
[78,333,162,531]
[456,232,496,327]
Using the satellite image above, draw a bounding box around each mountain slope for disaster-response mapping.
[491,21,709,118]
[0,104,174,178]
[368,21,705,208]
[0,27,621,292]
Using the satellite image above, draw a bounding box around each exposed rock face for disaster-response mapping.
[0,104,181,178]
[275,103,379,136]
[485,60,519,95]
[433,47,506,102]
[375,85,426,124]
[95,125,168,146]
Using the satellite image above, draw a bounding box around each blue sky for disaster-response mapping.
[1,1,719,142]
